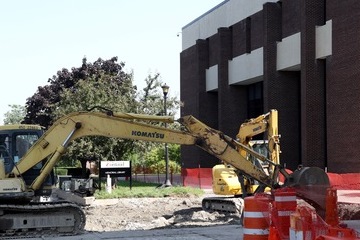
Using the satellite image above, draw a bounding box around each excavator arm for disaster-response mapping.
[10,112,196,190]
[236,112,270,144]
[10,111,273,192]
[179,115,273,186]
[236,109,280,165]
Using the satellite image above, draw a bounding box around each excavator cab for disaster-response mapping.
[0,125,54,196]
[248,140,270,174]
[0,125,43,164]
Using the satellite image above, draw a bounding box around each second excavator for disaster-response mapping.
[202,109,282,213]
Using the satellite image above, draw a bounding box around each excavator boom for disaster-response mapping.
[179,115,272,186]
[9,111,272,191]
[10,112,196,190]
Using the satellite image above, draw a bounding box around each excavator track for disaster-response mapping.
[0,202,86,239]
[202,197,244,214]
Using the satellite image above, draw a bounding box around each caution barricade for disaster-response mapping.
[243,194,272,240]
[271,188,298,240]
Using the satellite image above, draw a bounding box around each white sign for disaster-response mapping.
[100,161,130,168]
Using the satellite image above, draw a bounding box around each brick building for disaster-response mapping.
[179,0,360,186]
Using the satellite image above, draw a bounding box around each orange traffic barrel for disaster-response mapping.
[325,187,339,227]
[243,194,271,240]
[273,188,297,239]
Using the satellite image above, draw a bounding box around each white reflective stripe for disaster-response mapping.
[244,211,268,218]
[289,228,304,240]
[243,228,269,235]
[278,210,294,216]
[275,195,296,202]
[297,231,304,240]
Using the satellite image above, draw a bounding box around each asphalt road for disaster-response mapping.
[27,225,243,240]
[26,221,360,240]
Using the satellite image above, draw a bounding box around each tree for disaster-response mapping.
[22,57,181,168]
[3,104,26,125]
[23,57,138,166]
[133,143,181,174]
[130,73,181,171]
[138,72,179,117]
[23,57,132,128]
[54,73,137,165]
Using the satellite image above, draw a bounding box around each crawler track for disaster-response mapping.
[202,197,244,214]
[0,202,86,239]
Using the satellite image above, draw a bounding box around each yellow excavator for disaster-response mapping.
[202,109,282,213]
[0,110,329,238]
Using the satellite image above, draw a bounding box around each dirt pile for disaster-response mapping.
[338,203,360,220]
[83,197,240,232]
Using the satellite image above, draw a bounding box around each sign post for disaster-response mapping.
[100,161,132,190]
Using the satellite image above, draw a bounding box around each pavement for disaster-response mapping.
[26,222,360,240]
[27,225,243,240]
[25,190,360,240]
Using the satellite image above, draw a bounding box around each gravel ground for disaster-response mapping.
[83,195,241,232]
[338,203,360,220]
[81,193,360,233]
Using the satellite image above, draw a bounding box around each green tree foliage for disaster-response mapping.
[3,104,26,125]
[130,73,182,172]
[132,144,181,174]
[23,57,138,166]
[53,74,137,165]
[138,73,179,117]
[22,57,181,169]
[23,57,132,128]
[147,144,180,167]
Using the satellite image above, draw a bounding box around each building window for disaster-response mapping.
[247,82,263,118]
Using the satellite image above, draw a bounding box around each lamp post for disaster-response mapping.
[161,83,171,187]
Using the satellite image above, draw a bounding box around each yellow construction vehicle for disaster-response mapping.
[203,110,281,213]
[0,110,329,238]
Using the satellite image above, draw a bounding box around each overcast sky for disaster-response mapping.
[0,0,223,123]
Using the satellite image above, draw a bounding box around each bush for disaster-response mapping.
[54,168,68,175]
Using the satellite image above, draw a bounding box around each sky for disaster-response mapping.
[0,0,223,124]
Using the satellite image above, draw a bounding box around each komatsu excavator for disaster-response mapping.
[0,110,330,238]
[202,109,282,213]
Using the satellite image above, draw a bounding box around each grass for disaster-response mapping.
[94,180,205,199]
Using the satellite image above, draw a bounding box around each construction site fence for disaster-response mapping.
[131,168,213,189]
[130,169,360,190]
[327,173,360,189]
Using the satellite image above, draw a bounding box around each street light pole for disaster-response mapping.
[161,83,171,187]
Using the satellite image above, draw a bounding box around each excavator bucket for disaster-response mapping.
[284,166,330,218]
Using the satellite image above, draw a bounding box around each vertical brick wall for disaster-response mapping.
[180,40,219,168]
[326,0,360,173]
[299,0,326,168]
[232,19,249,56]
[209,35,219,67]
[217,28,248,136]
[281,0,301,38]
[250,12,264,50]
[231,20,251,134]
[263,2,301,170]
